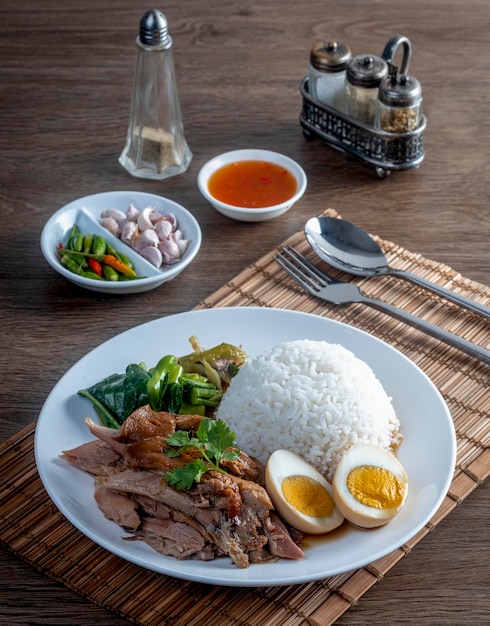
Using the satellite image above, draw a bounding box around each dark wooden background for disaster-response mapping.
[0,0,488,623]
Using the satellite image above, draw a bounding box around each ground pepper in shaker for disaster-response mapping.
[375,35,422,133]
[308,41,352,111]
[119,9,192,180]
[345,54,388,125]
[375,70,422,132]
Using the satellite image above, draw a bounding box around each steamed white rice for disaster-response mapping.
[216,339,401,483]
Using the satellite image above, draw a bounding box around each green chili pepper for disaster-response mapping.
[57,248,80,258]
[102,264,119,281]
[118,252,134,269]
[60,254,103,280]
[60,254,83,274]
[71,232,84,252]
[147,355,177,411]
[84,270,104,281]
[83,234,94,254]
[105,242,122,261]
[67,224,80,250]
[91,235,107,257]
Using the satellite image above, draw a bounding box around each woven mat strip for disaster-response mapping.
[0,208,489,626]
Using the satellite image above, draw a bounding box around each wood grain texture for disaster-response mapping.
[0,0,488,624]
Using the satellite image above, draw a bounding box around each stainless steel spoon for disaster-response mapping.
[305,216,490,319]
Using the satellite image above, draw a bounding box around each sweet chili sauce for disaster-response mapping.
[208,160,298,208]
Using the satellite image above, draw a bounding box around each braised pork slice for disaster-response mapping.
[60,440,122,476]
[61,406,304,568]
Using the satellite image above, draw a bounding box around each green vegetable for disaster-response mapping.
[164,418,241,490]
[105,242,122,261]
[178,402,206,416]
[166,363,184,413]
[72,232,84,252]
[67,224,80,250]
[118,252,134,269]
[78,343,241,425]
[187,381,222,407]
[60,254,103,280]
[178,342,247,389]
[178,343,248,371]
[78,363,151,426]
[102,264,119,281]
[147,355,177,410]
[91,235,106,257]
[57,228,145,282]
[83,234,94,254]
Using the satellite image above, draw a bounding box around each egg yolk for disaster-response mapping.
[282,475,335,517]
[346,465,405,509]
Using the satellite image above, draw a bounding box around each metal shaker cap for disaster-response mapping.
[310,41,352,72]
[139,9,171,47]
[378,73,422,107]
[347,54,388,87]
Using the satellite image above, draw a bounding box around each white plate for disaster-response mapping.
[40,191,202,294]
[34,307,456,586]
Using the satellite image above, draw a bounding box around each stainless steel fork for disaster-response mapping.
[275,246,490,365]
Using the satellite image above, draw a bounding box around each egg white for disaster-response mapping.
[332,444,408,529]
[265,449,344,535]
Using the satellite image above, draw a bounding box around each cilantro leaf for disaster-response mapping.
[163,418,240,490]
[165,459,208,490]
[165,430,193,457]
[204,419,238,465]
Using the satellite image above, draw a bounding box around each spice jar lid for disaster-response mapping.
[310,41,352,72]
[139,9,171,47]
[346,54,388,87]
[378,73,422,107]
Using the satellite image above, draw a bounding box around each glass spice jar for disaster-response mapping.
[119,9,192,180]
[375,35,422,133]
[375,69,422,133]
[308,40,352,111]
[345,54,389,125]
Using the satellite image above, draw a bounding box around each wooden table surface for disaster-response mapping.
[1,0,489,624]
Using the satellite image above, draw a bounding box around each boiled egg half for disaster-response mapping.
[332,444,408,529]
[265,449,344,534]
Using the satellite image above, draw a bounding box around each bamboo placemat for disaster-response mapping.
[1,208,489,625]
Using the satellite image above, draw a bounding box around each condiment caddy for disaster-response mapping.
[301,34,427,177]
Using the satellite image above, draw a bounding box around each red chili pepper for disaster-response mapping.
[88,257,103,276]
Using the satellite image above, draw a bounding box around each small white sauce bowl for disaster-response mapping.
[197,149,307,222]
[40,191,201,294]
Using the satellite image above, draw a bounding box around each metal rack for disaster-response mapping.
[299,77,426,178]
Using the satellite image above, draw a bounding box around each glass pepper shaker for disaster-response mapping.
[345,54,389,125]
[375,35,422,133]
[119,9,192,180]
[375,69,422,133]
[308,40,352,111]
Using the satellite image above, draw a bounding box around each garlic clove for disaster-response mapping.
[158,239,181,264]
[137,207,154,232]
[100,216,121,237]
[141,228,159,246]
[155,219,173,241]
[163,213,177,230]
[126,203,140,221]
[100,208,126,223]
[176,239,190,256]
[121,220,138,244]
[140,246,163,268]
[149,209,163,225]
